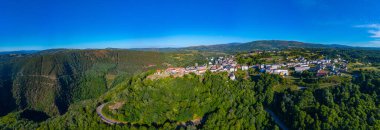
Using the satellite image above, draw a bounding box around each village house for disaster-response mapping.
[242,65,249,71]
[197,66,207,74]
[316,70,328,77]
[295,67,310,73]
[210,65,218,72]
[273,69,289,76]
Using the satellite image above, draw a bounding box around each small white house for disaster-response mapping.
[242,65,249,71]
[270,65,280,70]
[260,64,265,69]
[295,67,310,73]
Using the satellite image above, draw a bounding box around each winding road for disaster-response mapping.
[97,103,280,129]
[96,103,128,125]
[97,103,203,127]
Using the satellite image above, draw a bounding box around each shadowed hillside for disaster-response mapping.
[0,49,207,116]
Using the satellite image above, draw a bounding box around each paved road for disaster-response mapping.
[265,109,289,130]
[96,103,128,125]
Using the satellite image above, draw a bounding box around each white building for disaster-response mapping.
[273,70,289,76]
[260,64,265,69]
[242,66,249,71]
[270,65,280,70]
[295,67,310,73]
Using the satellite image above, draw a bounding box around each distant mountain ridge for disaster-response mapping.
[0,50,40,55]
[2,40,379,54]
[203,40,358,51]
[132,40,368,53]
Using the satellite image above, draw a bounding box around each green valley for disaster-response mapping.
[0,41,380,130]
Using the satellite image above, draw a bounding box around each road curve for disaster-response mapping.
[97,104,287,129]
[96,103,128,125]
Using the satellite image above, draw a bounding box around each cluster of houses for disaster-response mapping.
[150,55,349,80]
[258,64,289,76]
[153,63,209,78]
[151,56,243,80]
[208,56,245,72]
[288,57,348,76]
[258,57,348,77]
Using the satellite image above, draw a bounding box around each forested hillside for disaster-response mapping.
[0,48,379,129]
[1,69,378,129]
[0,49,208,117]
[272,71,380,129]
[99,72,278,129]
[0,71,282,129]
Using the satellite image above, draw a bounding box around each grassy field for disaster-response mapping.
[348,62,380,72]
[273,84,298,92]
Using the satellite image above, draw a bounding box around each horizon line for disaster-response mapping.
[0,40,378,52]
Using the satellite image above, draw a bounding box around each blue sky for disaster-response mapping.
[0,0,380,51]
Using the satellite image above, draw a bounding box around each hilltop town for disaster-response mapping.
[148,50,350,80]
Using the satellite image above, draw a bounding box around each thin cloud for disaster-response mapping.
[368,30,380,38]
[355,24,380,28]
[355,24,380,38]
[355,24,380,46]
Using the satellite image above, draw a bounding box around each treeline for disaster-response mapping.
[307,48,380,63]
[237,48,380,65]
